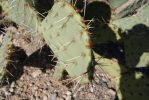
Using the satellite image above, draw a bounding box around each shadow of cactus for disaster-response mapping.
[1,46,27,86]
[25,45,57,72]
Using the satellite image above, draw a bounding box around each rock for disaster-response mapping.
[107,89,116,97]
[63,91,72,100]
[31,70,42,78]
[87,93,95,99]
[57,97,64,100]
[101,76,108,83]
[43,96,48,100]
[50,93,57,100]
[10,82,15,88]
[66,91,72,96]
[46,81,51,86]
[9,88,14,93]
[32,86,38,92]
[9,82,15,93]
[66,95,72,100]
[89,84,95,93]
[62,95,67,99]
[1,87,11,96]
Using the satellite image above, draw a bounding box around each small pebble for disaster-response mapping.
[90,87,94,93]
[9,88,14,93]
[66,95,72,100]
[43,96,48,100]
[101,77,107,83]
[10,82,15,88]
[46,81,51,86]
[107,89,116,96]
[50,93,57,100]
[62,95,67,99]
[66,91,72,96]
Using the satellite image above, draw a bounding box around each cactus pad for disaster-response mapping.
[0,30,13,80]
[8,0,40,33]
[111,4,149,31]
[41,1,93,79]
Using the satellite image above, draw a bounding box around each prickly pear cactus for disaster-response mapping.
[0,30,13,80]
[41,1,93,80]
[7,0,94,82]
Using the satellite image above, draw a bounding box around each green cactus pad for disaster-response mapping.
[7,0,40,33]
[110,0,149,19]
[109,0,127,9]
[41,1,93,80]
[0,30,13,80]
[94,51,123,80]
[112,4,149,31]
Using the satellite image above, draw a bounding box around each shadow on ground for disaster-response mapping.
[24,45,57,72]
[1,46,27,86]
[1,44,57,86]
